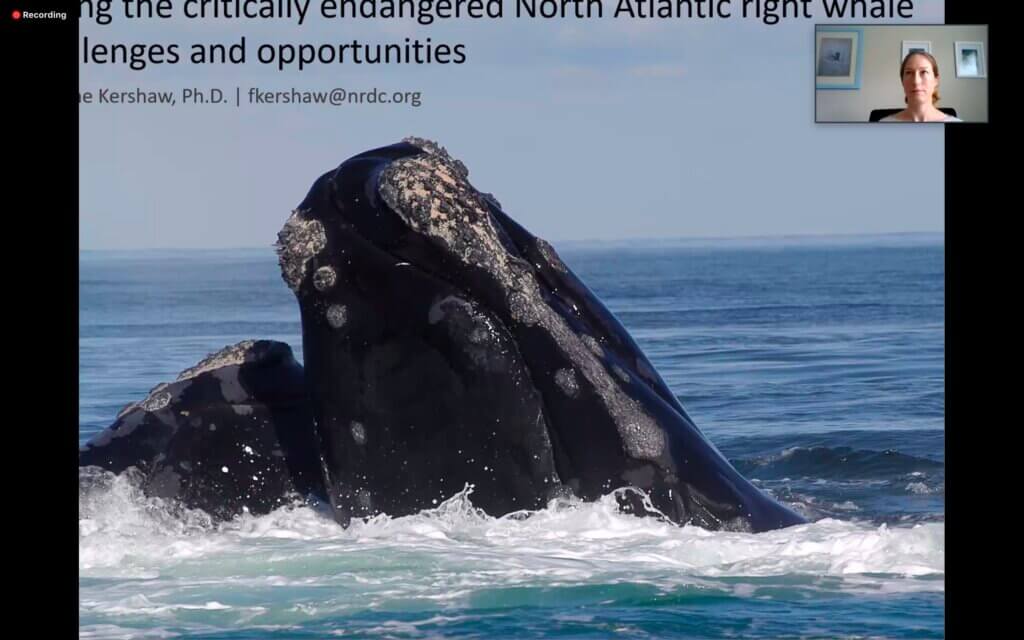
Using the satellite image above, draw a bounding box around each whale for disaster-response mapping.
[78,139,806,532]
[78,340,325,519]
[276,138,807,532]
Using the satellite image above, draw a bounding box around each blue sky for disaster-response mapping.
[79,2,945,249]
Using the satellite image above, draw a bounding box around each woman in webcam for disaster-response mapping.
[880,52,963,122]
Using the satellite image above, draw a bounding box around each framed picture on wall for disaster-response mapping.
[901,40,932,61]
[954,41,987,78]
[816,27,864,89]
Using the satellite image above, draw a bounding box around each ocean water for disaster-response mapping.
[79,235,945,639]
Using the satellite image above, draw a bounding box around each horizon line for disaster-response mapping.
[80,229,945,252]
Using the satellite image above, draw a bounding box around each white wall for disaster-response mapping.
[817,25,988,122]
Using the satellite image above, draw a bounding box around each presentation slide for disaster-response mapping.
[4,1,996,636]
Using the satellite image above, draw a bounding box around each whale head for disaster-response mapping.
[276,138,807,532]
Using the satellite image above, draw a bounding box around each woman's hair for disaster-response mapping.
[901,51,941,104]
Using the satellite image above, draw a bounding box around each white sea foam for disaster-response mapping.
[80,475,944,628]
[79,625,182,639]
[81,476,943,578]
[905,481,943,495]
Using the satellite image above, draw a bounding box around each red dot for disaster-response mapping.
[12,10,21,20]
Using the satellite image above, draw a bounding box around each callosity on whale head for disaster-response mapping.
[79,340,326,520]
[278,137,807,532]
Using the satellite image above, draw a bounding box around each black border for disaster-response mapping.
[4,1,78,634]
[813,22,990,123]
[944,2,996,638]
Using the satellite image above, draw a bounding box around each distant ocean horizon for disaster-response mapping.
[79,230,945,254]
